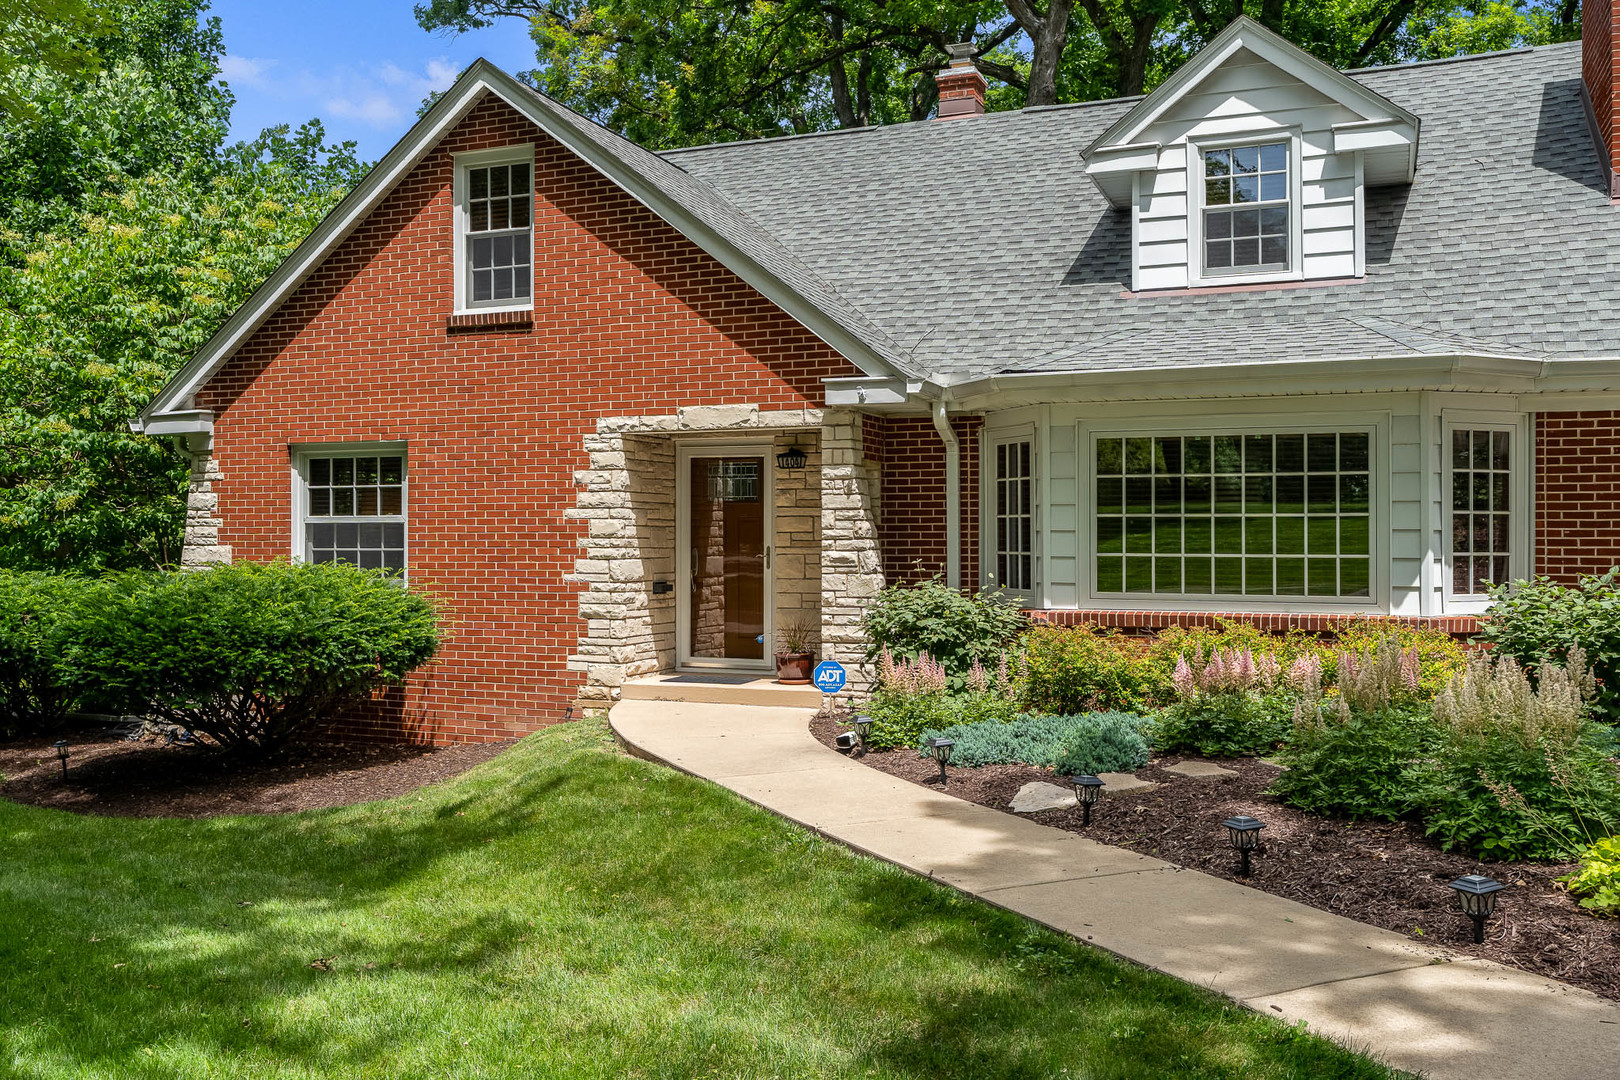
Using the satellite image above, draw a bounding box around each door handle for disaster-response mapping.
[765,546,771,570]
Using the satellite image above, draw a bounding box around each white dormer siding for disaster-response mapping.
[1132,48,1364,292]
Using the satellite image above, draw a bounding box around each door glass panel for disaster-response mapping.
[689,456,765,661]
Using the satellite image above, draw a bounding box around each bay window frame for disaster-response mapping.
[981,423,1039,601]
[1440,410,1530,615]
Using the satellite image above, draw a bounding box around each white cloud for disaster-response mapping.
[325,93,403,126]
[219,55,277,90]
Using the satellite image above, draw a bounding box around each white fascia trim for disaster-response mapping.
[946,354,1541,407]
[136,60,904,430]
[823,375,938,409]
[1083,16,1419,168]
[1331,118,1418,182]
[130,409,214,436]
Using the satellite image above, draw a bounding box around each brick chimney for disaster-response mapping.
[935,43,986,120]
[1584,0,1620,197]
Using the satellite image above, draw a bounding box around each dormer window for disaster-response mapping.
[1202,143,1289,275]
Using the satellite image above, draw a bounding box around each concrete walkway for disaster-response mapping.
[610,698,1620,1080]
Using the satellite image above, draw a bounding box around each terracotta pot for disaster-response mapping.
[775,652,815,684]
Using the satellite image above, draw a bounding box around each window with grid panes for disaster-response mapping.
[1202,142,1289,274]
[465,161,532,305]
[1093,432,1371,599]
[304,453,406,575]
[994,440,1034,591]
[1450,429,1512,596]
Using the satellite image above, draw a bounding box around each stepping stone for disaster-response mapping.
[1161,759,1238,779]
[1008,781,1076,813]
[1095,771,1158,794]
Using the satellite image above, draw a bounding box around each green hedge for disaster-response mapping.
[0,562,442,754]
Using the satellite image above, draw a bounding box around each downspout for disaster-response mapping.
[931,399,961,590]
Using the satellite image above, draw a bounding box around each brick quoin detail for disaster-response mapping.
[876,415,980,588]
[195,92,860,743]
[1535,411,1620,582]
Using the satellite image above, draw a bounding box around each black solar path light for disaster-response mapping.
[1069,774,1105,826]
[1222,815,1266,877]
[852,715,874,756]
[1449,874,1505,944]
[53,740,69,779]
[926,737,955,785]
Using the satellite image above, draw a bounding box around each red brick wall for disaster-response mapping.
[1534,411,1620,581]
[877,415,980,587]
[1585,0,1619,174]
[196,92,861,743]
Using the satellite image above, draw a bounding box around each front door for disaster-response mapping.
[678,445,773,670]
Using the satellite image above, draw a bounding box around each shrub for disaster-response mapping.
[1149,645,1294,757]
[915,711,1149,772]
[1269,704,1433,820]
[1328,621,1467,699]
[1018,624,1166,714]
[861,577,1025,691]
[1052,713,1152,775]
[1564,837,1620,917]
[57,561,441,755]
[1411,650,1620,860]
[0,571,101,737]
[1479,570,1620,722]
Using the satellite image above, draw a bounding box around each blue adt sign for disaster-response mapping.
[812,660,847,694]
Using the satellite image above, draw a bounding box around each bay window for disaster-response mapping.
[1448,427,1514,598]
[992,437,1035,593]
[1093,431,1372,600]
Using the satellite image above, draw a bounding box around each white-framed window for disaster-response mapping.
[1187,131,1301,286]
[1444,419,1525,603]
[1092,430,1372,600]
[992,437,1036,593]
[294,447,407,576]
[453,145,534,313]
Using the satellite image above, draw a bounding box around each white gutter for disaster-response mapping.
[931,399,961,590]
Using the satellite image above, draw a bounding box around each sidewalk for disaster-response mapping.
[610,698,1620,1080]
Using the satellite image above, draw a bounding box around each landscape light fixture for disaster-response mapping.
[53,740,69,779]
[1449,874,1505,944]
[775,446,808,471]
[1221,815,1266,877]
[1069,774,1105,826]
[852,714,874,755]
[927,737,955,785]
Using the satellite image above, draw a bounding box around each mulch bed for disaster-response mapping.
[810,711,1620,1003]
[0,723,515,818]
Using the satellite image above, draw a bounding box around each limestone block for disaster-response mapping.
[678,404,758,428]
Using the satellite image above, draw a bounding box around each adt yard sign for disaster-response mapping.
[812,660,847,694]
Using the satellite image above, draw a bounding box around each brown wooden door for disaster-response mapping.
[689,456,766,661]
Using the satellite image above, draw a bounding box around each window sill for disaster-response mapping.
[447,309,534,332]
[1124,276,1365,300]
[1028,608,1480,637]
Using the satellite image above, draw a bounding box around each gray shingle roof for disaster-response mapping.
[663,42,1617,382]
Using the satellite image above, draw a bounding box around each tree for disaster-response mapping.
[0,0,109,116]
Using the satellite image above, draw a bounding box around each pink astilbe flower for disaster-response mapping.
[1286,654,1324,699]
[1400,646,1421,694]
[995,651,1015,697]
[1234,648,1257,688]
[1173,654,1196,698]
[966,657,990,694]
[1256,653,1281,689]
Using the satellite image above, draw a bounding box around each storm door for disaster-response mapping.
[677,445,774,670]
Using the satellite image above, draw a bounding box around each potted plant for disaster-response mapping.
[774,613,818,684]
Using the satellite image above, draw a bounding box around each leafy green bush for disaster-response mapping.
[861,577,1025,692]
[1051,713,1152,775]
[0,571,102,737]
[1151,693,1294,758]
[1564,837,1620,917]
[1018,624,1166,714]
[915,711,1149,772]
[864,687,957,751]
[1410,650,1620,860]
[1480,570,1620,722]
[1269,704,1433,820]
[58,561,441,755]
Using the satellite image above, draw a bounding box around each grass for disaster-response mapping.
[0,719,1404,1079]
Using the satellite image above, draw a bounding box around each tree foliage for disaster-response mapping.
[416,0,1582,146]
[0,0,369,573]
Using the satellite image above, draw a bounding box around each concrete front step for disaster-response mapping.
[620,673,827,709]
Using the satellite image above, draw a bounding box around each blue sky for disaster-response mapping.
[209,0,539,160]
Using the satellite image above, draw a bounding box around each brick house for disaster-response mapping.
[135,12,1620,741]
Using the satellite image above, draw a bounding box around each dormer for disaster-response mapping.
[1083,17,1418,293]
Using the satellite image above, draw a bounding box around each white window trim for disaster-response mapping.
[452,143,536,315]
[1440,410,1530,615]
[1184,127,1304,289]
[1079,412,1390,613]
[289,441,410,580]
[981,423,1039,602]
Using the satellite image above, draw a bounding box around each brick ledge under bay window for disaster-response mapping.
[1026,608,1479,639]
[446,309,533,332]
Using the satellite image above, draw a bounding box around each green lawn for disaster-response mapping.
[0,719,1402,1079]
